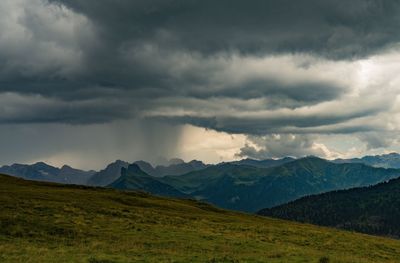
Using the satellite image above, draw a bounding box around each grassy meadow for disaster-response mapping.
[1,174,400,262]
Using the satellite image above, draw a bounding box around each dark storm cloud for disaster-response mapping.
[54,0,400,58]
[0,93,132,124]
[1,0,399,133]
[149,102,385,135]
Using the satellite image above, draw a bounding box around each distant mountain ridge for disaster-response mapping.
[0,162,95,185]
[229,157,295,168]
[87,159,208,186]
[334,152,400,169]
[0,158,207,187]
[134,159,208,177]
[258,176,400,238]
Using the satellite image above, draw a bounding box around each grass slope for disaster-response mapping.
[1,174,400,263]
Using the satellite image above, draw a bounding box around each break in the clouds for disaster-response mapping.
[1,0,400,167]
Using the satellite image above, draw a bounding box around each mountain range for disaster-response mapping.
[0,162,95,185]
[3,153,400,213]
[87,159,208,186]
[159,156,400,212]
[0,159,208,187]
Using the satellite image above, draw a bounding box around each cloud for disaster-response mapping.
[54,0,400,59]
[2,0,400,165]
[0,0,94,80]
[236,134,335,159]
[356,132,400,150]
[145,90,390,135]
[178,125,247,163]
[0,92,133,124]
[0,0,398,132]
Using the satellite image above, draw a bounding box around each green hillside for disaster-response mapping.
[258,176,400,238]
[2,174,400,263]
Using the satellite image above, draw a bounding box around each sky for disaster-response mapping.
[1,0,400,170]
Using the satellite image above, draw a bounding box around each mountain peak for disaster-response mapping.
[115,159,128,164]
[384,152,400,157]
[168,158,185,165]
[32,162,58,171]
[188,159,204,165]
[106,160,129,169]
[61,164,74,171]
[33,161,52,167]
[127,164,146,174]
[135,160,153,167]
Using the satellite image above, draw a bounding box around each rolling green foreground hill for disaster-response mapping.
[1,175,400,263]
